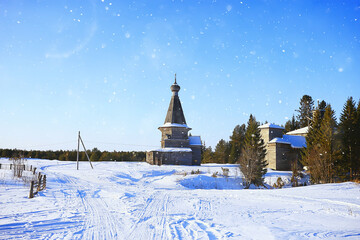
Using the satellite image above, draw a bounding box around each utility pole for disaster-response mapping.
[77,131,80,170]
[76,131,94,170]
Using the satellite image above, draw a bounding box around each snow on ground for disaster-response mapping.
[0,159,359,239]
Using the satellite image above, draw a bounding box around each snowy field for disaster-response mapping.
[0,159,359,240]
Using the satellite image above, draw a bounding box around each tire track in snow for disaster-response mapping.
[126,191,171,239]
[126,191,225,240]
[11,169,126,240]
[167,198,224,240]
[55,172,125,239]
[0,172,85,239]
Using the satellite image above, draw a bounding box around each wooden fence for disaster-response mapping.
[0,163,35,172]
[29,172,46,198]
[0,163,46,198]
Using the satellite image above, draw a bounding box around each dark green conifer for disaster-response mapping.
[201,145,214,163]
[214,139,231,164]
[229,124,246,163]
[296,95,314,128]
[285,115,300,132]
[338,97,359,178]
[302,106,337,183]
[239,115,267,188]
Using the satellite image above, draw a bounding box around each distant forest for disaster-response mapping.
[0,148,146,162]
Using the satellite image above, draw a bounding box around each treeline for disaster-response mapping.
[303,96,360,183]
[0,148,146,162]
[201,95,360,184]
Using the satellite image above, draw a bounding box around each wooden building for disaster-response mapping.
[146,75,201,166]
[259,123,307,170]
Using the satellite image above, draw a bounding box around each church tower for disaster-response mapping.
[146,74,202,166]
[158,74,191,149]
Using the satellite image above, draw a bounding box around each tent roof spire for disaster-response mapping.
[164,75,187,125]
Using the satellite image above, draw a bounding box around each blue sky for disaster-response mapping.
[1,0,359,151]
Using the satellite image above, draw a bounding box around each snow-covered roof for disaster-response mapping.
[258,123,285,130]
[286,126,309,135]
[189,136,201,146]
[160,123,190,128]
[269,135,306,148]
[151,148,192,152]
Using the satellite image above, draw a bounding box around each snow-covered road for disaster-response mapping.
[0,160,359,239]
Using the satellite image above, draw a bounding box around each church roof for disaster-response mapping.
[269,135,306,148]
[164,74,187,125]
[150,148,192,152]
[258,123,285,130]
[286,126,309,135]
[189,136,202,146]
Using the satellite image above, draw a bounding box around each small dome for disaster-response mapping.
[170,73,180,93]
[171,83,180,92]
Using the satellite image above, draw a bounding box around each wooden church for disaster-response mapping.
[146,75,202,165]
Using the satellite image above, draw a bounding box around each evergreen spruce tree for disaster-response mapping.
[90,148,101,162]
[338,97,359,178]
[239,115,267,188]
[356,100,360,176]
[302,109,321,181]
[214,139,231,163]
[202,146,214,163]
[229,124,246,163]
[285,115,300,132]
[296,95,314,128]
[318,100,327,111]
[302,106,337,183]
[304,108,322,151]
[318,105,337,182]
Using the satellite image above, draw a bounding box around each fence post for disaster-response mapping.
[33,167,36,174]
[42,175,46,190]
[29,181,34,198]
[30,165,32,172]
[37,174,42,192]
[0,163,1,169]
[10,164,12,170]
